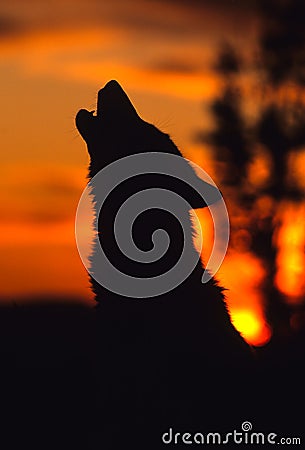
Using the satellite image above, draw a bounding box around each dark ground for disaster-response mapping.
[0,299,304,449]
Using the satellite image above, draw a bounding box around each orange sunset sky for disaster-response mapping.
[1,0,303,346]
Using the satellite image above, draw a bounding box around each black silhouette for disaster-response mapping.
[76,80,254,448]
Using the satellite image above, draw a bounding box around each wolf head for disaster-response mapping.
[76,80,220,209]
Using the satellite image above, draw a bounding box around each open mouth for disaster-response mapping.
[76,80,139,140]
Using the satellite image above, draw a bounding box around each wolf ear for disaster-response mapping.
[158,165,221,210]
[186,176,222,209]
[180,161,222,209]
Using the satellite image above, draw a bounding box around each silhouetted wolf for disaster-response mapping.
[76,81,253,448]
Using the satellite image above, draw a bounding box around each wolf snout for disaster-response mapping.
[102,79,122,91]
[97,80,139,119]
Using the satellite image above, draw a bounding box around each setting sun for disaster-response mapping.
[231,309,271,347]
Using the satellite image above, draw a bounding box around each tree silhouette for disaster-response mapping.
[258,0,305,86]
[201,0,305,342]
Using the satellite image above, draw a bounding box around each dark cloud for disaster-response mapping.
[0,15,23,37]
[169,0,257,12]
[149,58,201,74]
[106,13,179,35]
[0,170,82,224]
[0,0,258,42]
[40,179,81,197]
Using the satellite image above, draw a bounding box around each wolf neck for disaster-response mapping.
[89,175,204,300]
